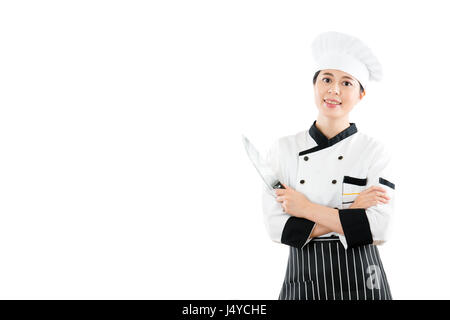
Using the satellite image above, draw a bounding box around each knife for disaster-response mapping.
[241,134,285,190]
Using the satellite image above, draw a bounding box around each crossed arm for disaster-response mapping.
[304,203,343,238]
[309,222,334,238]
[275,185,344,237]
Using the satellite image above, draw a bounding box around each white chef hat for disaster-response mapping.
[311,31,383,90]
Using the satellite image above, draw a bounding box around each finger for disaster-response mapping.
[275,189,286,196]
[281,182,289,189]
[376,196,388,204]
[378,197,387,204]
[368,188,386,196]
[276,196,284,202]
[376,191,390,199]
[381,194,390,200]
[370,186,387,192]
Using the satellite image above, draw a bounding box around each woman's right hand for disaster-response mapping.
[349,186,390,209]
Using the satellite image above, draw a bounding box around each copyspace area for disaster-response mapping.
[0,0,447,299]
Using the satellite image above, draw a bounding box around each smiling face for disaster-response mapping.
[314,69,364,121]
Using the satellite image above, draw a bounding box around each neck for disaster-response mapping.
[315,115,350,139]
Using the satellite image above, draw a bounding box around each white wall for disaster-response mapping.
[0,0,447,299]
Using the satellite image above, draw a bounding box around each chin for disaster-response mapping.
[322,105,342,113]
[320,109,346,119]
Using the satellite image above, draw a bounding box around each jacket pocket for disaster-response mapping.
[342,175,367,209]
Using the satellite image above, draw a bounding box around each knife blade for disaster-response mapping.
[241,134,285,190]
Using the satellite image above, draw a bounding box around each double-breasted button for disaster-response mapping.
[304,156,309,161]
[338,155,343,160]
[332,179,337,184]
[300,179,305,184]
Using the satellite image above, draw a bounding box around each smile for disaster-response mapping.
[324,99,342,108]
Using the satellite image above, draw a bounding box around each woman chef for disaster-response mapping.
[261,31,395,300]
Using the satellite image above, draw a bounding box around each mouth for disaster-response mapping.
[323,99,342,108]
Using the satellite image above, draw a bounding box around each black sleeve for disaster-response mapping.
[338,208,373,248]
[281,217,316,249]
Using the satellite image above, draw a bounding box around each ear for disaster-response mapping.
[360,90,365,100]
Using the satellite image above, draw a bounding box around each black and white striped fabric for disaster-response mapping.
[278,236,392,300]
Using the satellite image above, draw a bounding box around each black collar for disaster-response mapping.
[309,120,358,146]
[299,120,358,156]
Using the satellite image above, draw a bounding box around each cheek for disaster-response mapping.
[342,90,359,104]
[315,86,327,100]
[341,98,357,112]
[314,90,323,103]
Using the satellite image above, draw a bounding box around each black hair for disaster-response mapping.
[313,70,364,94]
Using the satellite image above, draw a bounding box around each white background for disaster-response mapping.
[0,0,448,299]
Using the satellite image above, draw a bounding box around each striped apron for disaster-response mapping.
[278,236,392,300]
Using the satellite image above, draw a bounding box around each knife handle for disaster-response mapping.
[272,181,285,189]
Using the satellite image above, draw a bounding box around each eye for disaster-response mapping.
[322,77,331,83]
[343,81,353,86]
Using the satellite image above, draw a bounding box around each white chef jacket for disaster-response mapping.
[261,120,395,250]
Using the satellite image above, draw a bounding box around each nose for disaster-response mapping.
[328,83,340,94]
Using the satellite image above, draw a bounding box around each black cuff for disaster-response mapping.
[338,208,373,248]
[281,216,316,249]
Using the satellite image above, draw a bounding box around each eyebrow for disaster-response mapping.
[321,72,355,81]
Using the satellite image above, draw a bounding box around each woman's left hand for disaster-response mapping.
[275,183,311,218]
